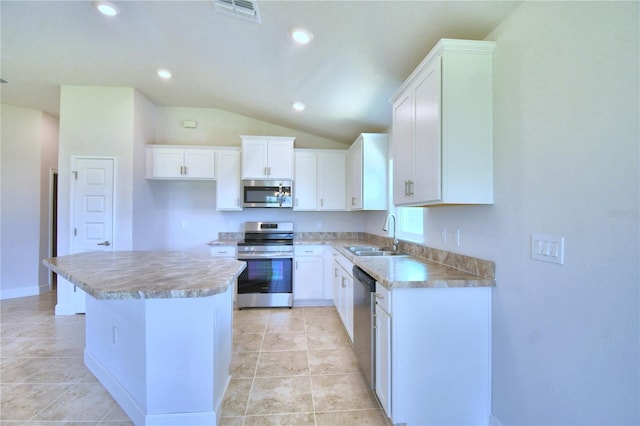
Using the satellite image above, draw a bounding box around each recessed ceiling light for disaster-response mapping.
[292,102,306,112]
[157,69,173,80]
[94,1,120,17]
[290,27,313,45]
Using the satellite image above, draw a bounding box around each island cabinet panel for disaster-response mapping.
[84,286,233,425]
[391,39,495,206]
[377,286,492,425]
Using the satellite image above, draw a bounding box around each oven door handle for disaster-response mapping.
[238,253,293,259]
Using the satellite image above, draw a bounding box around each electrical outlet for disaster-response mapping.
[531,234,565,265]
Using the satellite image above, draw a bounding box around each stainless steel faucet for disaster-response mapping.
[382,213,398,251]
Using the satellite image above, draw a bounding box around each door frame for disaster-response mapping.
[48,168,58,290]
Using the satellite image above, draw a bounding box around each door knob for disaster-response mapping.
[97,241,111,246]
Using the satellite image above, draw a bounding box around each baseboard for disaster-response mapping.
[85,349,219,425]
[0,285,40,300]
[292,299,334,307]
[489,413,504,426]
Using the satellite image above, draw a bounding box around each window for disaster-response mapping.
[388,159,424,243]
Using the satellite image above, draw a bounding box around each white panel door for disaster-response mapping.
[72,158,115,253]
[69,157,115,313]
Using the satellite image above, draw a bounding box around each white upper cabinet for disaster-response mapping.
[146,146,216,180]
[390,39,495,206]
[240,135,294,180]
[293,151,318,210]
[294,149,347,211]
[215,148,242,211]
[348,133,388,210]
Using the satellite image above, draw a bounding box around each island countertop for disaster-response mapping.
[43,251,247,300]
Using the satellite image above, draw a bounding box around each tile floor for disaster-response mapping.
[1,292,389,425]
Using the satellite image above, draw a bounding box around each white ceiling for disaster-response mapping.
[0,0,521,144]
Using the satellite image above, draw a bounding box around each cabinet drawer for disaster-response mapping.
[209,245,236,257]
[294,245,324,256]
[375,284,391,314]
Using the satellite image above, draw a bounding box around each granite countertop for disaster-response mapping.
[208,236,495,289]
[43,251,247,300]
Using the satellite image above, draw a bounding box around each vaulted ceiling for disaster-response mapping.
[0,0,521,144]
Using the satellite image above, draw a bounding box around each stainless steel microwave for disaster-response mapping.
[242,180,293,208]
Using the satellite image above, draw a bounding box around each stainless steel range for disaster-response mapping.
[236,222,294,308]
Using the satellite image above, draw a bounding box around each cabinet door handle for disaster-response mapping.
[183,165,187,175]
[409,180,415,196]
[404,180,409,196]
[320,198,324,207]
[334,268,339,277]
[295,260,299,270]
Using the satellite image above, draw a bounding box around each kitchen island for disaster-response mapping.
[43,251,246,426]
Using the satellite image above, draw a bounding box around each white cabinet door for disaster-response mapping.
[375,303,392,417]
[241,137,269,179]
[266,139,294,179]
[349,133,388,210]
[216,149,242,211]
[341,272,353,342]
[184,149,216,179]
[147,146,216,180]
[392,93,414,206]
[294,257,324,301]
[412,58,442,203]
[318,151,346,210]
[152,148,185,179]
[241,136,294,179]
[293,151,318,210]
[391,39,494,206]
[348,138,363,209]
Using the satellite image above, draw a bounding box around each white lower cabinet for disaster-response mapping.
[375,286,392,417]
[294,245,330,306]
[332,250,354,342]
[375,285,492,425]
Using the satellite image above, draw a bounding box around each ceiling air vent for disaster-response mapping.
[212,0,261,23]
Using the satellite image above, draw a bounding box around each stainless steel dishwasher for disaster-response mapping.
[353,265,376,390]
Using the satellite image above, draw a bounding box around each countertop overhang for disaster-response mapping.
[43,251,247,300]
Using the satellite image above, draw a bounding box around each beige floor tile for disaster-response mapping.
[308,348,360,375]
[235,308,271,320]
[234,317,269,333]
[0,383,71,421]
[23,357,91,384]
[0,357,51,384]
[266,317,305,333]
[311,374,379,412]
[34,382,116,422]
[221,378,252,417]
[0,337,43,357]
[315,408,388,425]
[100,403,134,424]
[305,317,345,334]
[255,350,309,377]
[303,306,340,320]
[220,416,244,426]
[233,332,264,353]
[306,331,351,350]
[246,376,313,415]
[244,412,315,425]
[230,352,259,378]
[21,336,85,358]
[262,332,307,352]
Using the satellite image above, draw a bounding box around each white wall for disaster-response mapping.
[154,106,348,149]
[383,2,639,424]
[0,105,59,299]
[58,86,138,255]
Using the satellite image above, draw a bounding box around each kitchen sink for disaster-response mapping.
[345,246,409,257]
[353,251,408,257]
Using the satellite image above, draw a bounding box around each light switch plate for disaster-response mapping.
[531,234,565,265]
